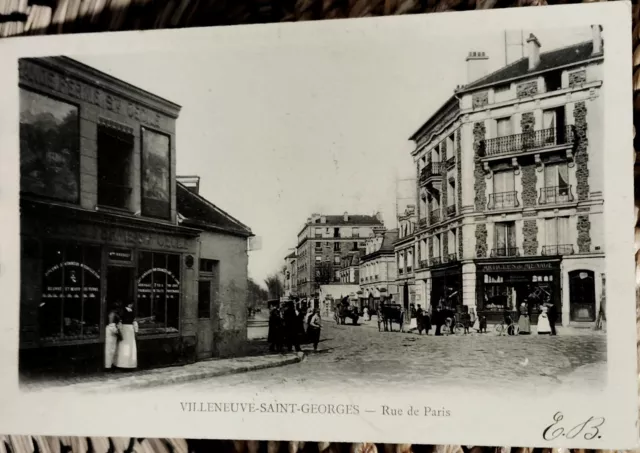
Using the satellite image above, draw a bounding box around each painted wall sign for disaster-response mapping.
[19,60,163,129]
[109,249,133,261]
[43,223,190,251]
[478,261,559,273]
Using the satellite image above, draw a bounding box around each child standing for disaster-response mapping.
[104,311,120,371]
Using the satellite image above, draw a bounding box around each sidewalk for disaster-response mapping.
[22,352,304,393]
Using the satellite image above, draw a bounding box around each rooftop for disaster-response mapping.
[460,40,601,92]
[306,214,384,227]
[176,182,253,238]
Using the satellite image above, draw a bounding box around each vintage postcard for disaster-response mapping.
[0,2,636,448]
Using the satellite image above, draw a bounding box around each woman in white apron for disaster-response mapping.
[115,303,138,369]
[536,304,552,335]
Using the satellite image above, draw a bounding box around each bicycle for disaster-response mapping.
[495,317,519,336]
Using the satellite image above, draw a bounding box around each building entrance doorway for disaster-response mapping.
[569,270,596,322]
[106,266,134,318]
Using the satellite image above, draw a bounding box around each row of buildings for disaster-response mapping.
[19,57,253,374]
[284,26,605,327]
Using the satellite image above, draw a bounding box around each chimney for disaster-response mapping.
[343,211,349,222]
[591,25,603,55]
[466,51,489,84]
[526,34,541,70]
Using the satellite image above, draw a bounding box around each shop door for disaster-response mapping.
[569,270,596,322]
[106,266,134,318]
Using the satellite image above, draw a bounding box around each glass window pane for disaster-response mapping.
[495,224,506,249]
[137,251,153,320]
[545,218,557,245]
[62,244,83,338]
[41,242,65,339]
[166,254,181,330]
[557,164,569,189]
[544,164,556,188]
[558,217,570,244]
[20,89,79,203]
[141,128,171,219]
[507,223,516,248]
[82,246,101,338]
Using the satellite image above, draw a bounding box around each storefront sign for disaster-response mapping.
[478,261,558,273]
[109,249,132,261]
[19,60,164,129]
[44,223,190,251]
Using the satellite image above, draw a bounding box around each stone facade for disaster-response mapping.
[472,91,489,109]
[473,122,486,211]
[521,163,537,207]
[574,101,590,201]
[442,232,449,258]
[568,70,587,88]
[428,236,433,259]
[522,220,539,256]
[458,227,463,259]
[521,111,535,132]
[577,215,591,253]
[456,129,462,209]
[475,223,487,258]
[516,80,538,98]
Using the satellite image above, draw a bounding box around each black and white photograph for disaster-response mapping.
[0,3,636,448]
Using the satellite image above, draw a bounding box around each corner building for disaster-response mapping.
[410,27,605,326]
[19,57,252,373]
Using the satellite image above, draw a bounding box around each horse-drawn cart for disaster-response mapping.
[334,297,359,325]
[378,304,404,332]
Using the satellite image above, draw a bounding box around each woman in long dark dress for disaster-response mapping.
[517,302,531,334]
[268,306,283,352]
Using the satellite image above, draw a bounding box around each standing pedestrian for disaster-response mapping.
[115,302,138,370]
[416,304,425,334]
[308,308,322,351]
[283,302,301,352]
[363,306,369,322]
[517,302,531,335]
[536,304,552,335]
[434,306,443,336]
[547,302,558,336]
[104,311,120,371]
[268,304,283,352]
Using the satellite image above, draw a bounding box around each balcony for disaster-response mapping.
[480,125,575,158]
[487,191,519,210]
[446,156,456,169]
[446,253,458,263]
[490,247,520,257]
[431,256,442,266]
[539,185,575,205]
[429,209,441,224]
[418,259,429,269]
[420,162,443,185]
[541,244,574,256]
[446,205,456,217]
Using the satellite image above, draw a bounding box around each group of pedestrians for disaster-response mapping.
[268,300,322,353]
[104,301,139,371]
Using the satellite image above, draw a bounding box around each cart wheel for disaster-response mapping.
[512,325,520,336]
[495,323,505,335]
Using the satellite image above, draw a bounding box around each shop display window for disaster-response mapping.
[137,251,180,334]
[39,242,101,342]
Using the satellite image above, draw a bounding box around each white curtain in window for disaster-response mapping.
[543,110,556,129]
[545,218,557,246]
[495,223,516,250]
[557,217,570,244]
[497,117,512,137]
[493,170,515,193]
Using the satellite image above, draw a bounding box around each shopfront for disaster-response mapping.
[19,203,200,374]
[430,264,462,312]
[475,258,561,324]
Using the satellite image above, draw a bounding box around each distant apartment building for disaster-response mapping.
[283,251,297,298]
[339,252,361,284]
[360,229,399,311]
[295,212,384,298]
[394,205,418,314]
[409,26,604,326]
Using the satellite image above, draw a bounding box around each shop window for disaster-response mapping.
[39,242,101,341]
[198,280,212,319]
[141,128,171,219]
[137,252,181,334]
[20,89,80,203]
[97,125,134,210]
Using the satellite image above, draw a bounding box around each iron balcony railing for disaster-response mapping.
[418,259,429,269]
[539,185,575,205]
[431,256,442,266]
[480,125,575,157]
[541,244,574,256]
[487,191,519,210]
[446,205,456,217]
[429,209,441,224]
[446,156,456,169]
[446,253,458,263]
[419,217,427,227]
[420,162,443,184]
[490,247,520,257]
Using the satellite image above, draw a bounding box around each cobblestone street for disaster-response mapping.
[166,317,607,395]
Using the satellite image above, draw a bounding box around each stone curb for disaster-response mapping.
[69,353,304,392]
